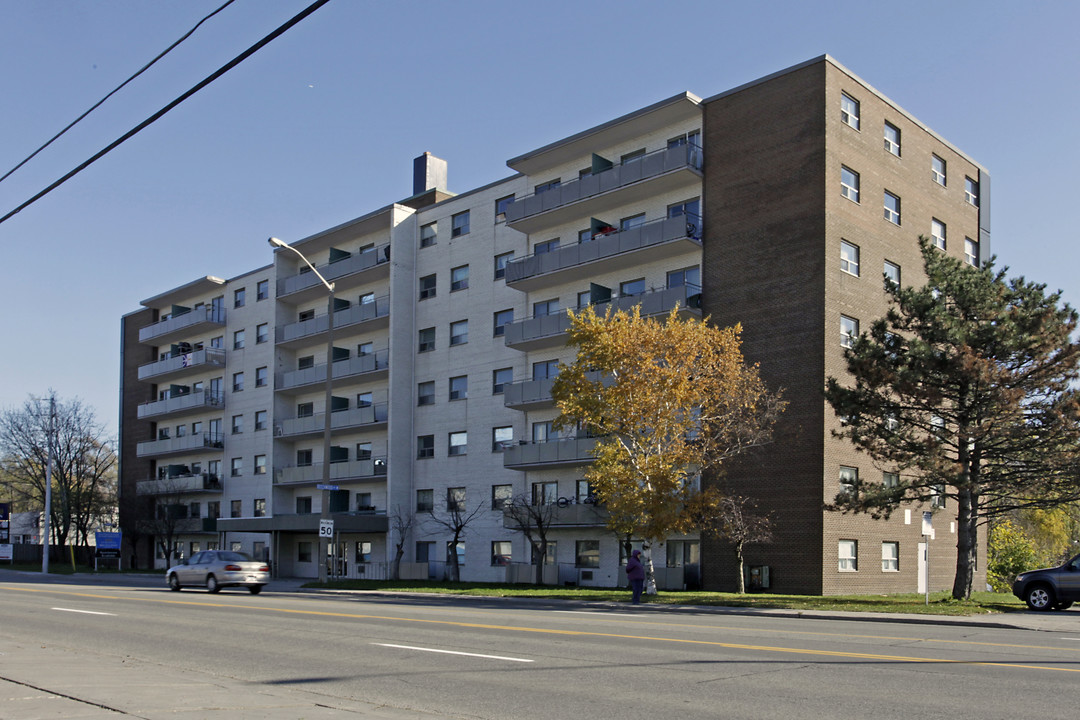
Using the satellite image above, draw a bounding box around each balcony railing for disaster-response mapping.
[276,403,389,437]
[139,306,226,344]
[277,295,390,345]
[504,371,609,410]
[504,214,701,291]
[503,501,608,528]
[274,457,388,485]
[502,284,701,352]
[277,243,390,298]
[502,437,599,469]
[278,350,389,392]
[136,473,223,495]
[137,390,226,420]
[138,347,226,382]
[504,143,702,234]
[136,431,224,458]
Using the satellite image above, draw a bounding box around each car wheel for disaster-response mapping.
[1055,601,1074,611]
[168,574,181,592]
[249,585,263,595]
[1025,584,1055,611]
[206,575,221,593]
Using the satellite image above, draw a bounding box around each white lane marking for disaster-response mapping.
[52,607,117,616]
[372,643,533,663]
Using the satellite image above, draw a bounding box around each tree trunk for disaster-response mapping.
[735,541,745,594]
[391,544,404,580]
[642,540,658,594]
[951,486,977,600]
[534,540,547,586]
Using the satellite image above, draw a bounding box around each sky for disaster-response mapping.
[1,0,1078,437]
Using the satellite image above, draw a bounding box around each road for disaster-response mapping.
[2,576,1079,719]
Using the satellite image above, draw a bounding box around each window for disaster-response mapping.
[296,449,313,467]
[231,457,243,477]
[491,541,512,566]
[495,194,515,219]
[234,288,246,308]
[449,375,468,400]
[232,372,244,392]
[420,222,437,248]
[254,455,266,475]
[297,402,314,418]
[256,323,269,344]
[255,366,268,388]
[230,500,242,518]
[619,213,646,231]
[447,541,465,567]
[667,266,700,290]
[417,435,434,459]
[575,540,600,568]
[532,421,553,443]
[189,502,201,519]
[210,335,223,349]
[533,540,557,566]
[965,238,979,267]
[839,466,858,497]
[231,414,243,434]
[355,442,372,460]
[577,290,592,309]
[451,265,469,291]
[533,299,559,317]
[493,308,513,336]
[416,489,434,513]
[253,498,266,517]
[494,251,514,280]
[419,274,436,300]
[256,279,269,301]
[492,367,512,394]
[417,381,435,406]
[418,327,435,352]
[233,330,245,350]
[359,291,375,306]
[447,487,465,511]
[450,319,468,346]
[619,278,645,297]
[965,176,979,206]
[448,431,467,456]
[535,179,560,194]
[354,540,372,563]
[532,359,559,381]
[882,542,899,572]
[840,241,860,276]
[298,309,315,322]
[620,148,645,165]
[884,260,901,289]
[883,121,901,156]
[841,315,859,348]
[294,496,311,514]
[931,219,947,249]
[298,355,314,370]
[576,479,595,503]
[492,484,513,509]
[838,540,858,571]
[492,426,513,452]
[357,341,372,356]
[207,459,220,480]
[254,410,267,431]
[297,541,313,563]
[534,238,560,255]
[884,191,901,225]
[932,154,947,186]
[667,197,700,222]
[532,481,557,505]
[841,93,860,130]
[841,166,860,202]
[451,210,470,237]
[883,471,899,488]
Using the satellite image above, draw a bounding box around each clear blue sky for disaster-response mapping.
[1,0,1077,436]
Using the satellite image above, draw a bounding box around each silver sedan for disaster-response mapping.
[167,550,269,594]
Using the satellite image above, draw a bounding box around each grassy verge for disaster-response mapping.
[307,579,1023,616]
[1,562,161,576]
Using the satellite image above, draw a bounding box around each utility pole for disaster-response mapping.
[41,393,55,574]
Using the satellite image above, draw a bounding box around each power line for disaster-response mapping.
[0,0,238,187]
[0,0,333,228]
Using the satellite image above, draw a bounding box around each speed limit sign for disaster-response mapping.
[319,519,334,538]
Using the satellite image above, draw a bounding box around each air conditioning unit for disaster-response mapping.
[274,425,283,437]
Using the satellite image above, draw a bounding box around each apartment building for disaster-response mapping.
[118,55,988,594]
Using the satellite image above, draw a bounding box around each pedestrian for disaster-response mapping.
[626,549,645,604]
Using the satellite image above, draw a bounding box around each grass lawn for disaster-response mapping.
[309,579,1024,616]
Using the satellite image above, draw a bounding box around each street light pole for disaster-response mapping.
[269,237,335,584]
[41,394,55,574]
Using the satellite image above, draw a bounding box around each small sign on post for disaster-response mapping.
[922,511,933,605]
[95,531,122,571]
[319,519,334,538]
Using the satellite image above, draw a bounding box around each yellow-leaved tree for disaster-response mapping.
[551,305,785,593]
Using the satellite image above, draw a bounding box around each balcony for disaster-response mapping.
[277,350,389,393]
[136,432,224,458]
[502,437,598,469]
[503,371,609,411]
[274,457,388,486]
[137,347,226,382]
[502,284,701,352]
[505,215,702,292]
[277,243,390,301]
[139,306,225,345]
[137,390,226,420]
[276,295,390,348]
[504,143,702,235]
[276,403,389,438]
[503,501,608,528]
[136,473,223,496]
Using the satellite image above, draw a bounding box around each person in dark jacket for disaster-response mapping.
[626,549,645,604]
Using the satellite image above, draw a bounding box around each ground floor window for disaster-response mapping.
[491,541,512,566]
[838,540,858,572]
[532,541,557,565]
[881,541,899,572]
[447,541,465,567]
[355,541,372,563]
[298,541,312,563]
[575,540,600,568]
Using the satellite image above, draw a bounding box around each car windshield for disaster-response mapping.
[218,551,253,562]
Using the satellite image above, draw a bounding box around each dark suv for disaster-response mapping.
[1011,554,1080,611]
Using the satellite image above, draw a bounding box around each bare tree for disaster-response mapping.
[423,497,484,582]
[389,506,414,580]
[136,479,192,566]
[503,494,557,585]
[704,495,773,594]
